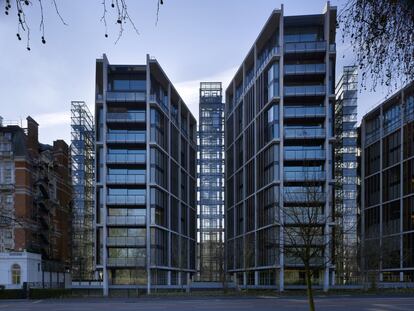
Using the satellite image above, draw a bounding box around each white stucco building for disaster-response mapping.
[0,252,71,289]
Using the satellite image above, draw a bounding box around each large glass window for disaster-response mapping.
[266,104,279,141]
[267,63,279,101]
[112,79,146,91]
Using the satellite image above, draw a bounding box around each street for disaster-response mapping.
[0,296,413,311]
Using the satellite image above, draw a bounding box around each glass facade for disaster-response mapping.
[95,55,196,295]
[197,82,225,282]
[225,5,337,289]
[334,66,359,284]
[361,80,414,283]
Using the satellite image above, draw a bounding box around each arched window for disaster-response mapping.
[11,264,21,285]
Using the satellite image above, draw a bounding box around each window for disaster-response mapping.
[266,104,279,142]
[267,63,279,101]
[11,264,21,285]
[383,130,401,168]
[383,166,400,202]
[383,104,401,134]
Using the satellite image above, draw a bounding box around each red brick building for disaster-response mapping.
[0,117,72,273]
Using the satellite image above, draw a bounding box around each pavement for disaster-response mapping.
[0,295,414,311]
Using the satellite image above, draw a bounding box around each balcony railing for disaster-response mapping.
[284,107,325,118]
[106,154,146,164]
[106,112,145,123]
[283,192,326,203]
[283,171,326,181]
[107,258,145,267]
[107,195,146,205]
[284,150,326,161]
[284,64,326,75]
[256,46,280,76]
[107,215,146,226]
[149,94,169,112]
[284,85,325,97]
[284,128,325,139]
[107,175,146,184]
[106,91,146,102]
[107,133,146,143]
[106,236,145,247]
[284,41,327,53]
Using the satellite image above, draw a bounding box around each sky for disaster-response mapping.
[0,0,389,144]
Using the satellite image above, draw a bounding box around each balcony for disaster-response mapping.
[256,46,280,76]
[107,215,146,226]
[283,192,326,203]
[106,153,146,164]
[149,94,169,112]
[106,112,145,123]
[284,128,325,139]
[107,258,145,267]
[107,132,146,144]
[284,107,325,119]
[107,195,146,205]
[107,175,146,184]
[283,171,326,181]
[106,236,145,247]
[284,150,325,161]
[284,41,327,54]
[106,91,146,102]
[284,85,325,97]
[284,64,325,76]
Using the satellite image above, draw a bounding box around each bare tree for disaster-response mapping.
[282,171,342,311]
[339,0,414,92]
[3,0,164,50]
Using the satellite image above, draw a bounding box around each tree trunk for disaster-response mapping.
[305,267,315,311]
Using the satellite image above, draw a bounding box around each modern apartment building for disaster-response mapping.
[225,4,337,290]
[95,54,197,295]
[0,117,72,287]
[360,80,414,283]
[71,101,95,281]
[334,66,359,284]
[197,82,225,282]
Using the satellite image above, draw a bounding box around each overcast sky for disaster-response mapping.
[0,0,388,144]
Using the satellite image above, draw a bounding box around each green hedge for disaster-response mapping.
[0,289,26,299]
[29,288,69,299]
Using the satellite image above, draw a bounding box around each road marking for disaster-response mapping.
[32,300,43,304]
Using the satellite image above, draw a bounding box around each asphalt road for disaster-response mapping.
[0,296,413,311]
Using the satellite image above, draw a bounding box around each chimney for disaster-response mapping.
[26,116,39,155]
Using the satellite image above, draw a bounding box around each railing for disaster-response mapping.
[284,41,326,53]
[107,175,146,184]
[284,128,325,139]
[284,85,325,96]
[106,153,146,164]
[107,133,146,143]
[149,94,169,112]
[284,106,325,118]
[256,46,280,75]
[284,150,326,160]
[107,195,146,205]
[107,215,146,226]
[106,112,145,123]
[107,258,145,267]
[283,171,326,181]
[284,63,325,75]
[106,91,146,102]
[283,192,326,202]
[107,236,145,247]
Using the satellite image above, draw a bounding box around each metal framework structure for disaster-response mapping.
[197,82,225,282]
[71,101,95,280]
[334,66,359,284]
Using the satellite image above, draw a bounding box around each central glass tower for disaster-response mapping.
[197,82,225,282]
